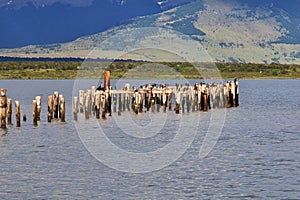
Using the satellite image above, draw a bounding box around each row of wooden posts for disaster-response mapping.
[0,88,66,129]
[73,75,239,121]
[0,88,22,129]
[0,71,239,129]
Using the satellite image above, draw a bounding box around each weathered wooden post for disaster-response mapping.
[79,90,85,113]
[182,93,185,113]
[126,91,131,112]
[53,91,59,119]
[95,91,101,119]
[91,86,96,115]
[175,91,180,114]
[121,92,126,112]
[23,114,27,122]
[104,71,110,91]
[186,93,191,113]
[133,90,139,115]
[15,101,21,127]
[7,98,12,125]
[85,92,91,120]
[197,84,202,111]
[73,96,78,121]
[225,82,231,108]
[101,91,106,119]
[113,93,117,113]
[60,96,65,123]
[162,90,167,113]
[104,71,111,116]
[47,95,53,122]
[156,93,161,112]
[203,85,208,112]
[118,92,122,116]
[139,91,143,113]
[35,96,41,121]
[219,84,224,108]
[32,100,38,126]
[168,92,172,111]
[0,89,7,129]
[234,78,239,107]
[151,94,155,113]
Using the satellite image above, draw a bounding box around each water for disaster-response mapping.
[0,79,299,199]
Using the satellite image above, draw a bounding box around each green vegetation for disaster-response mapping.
[0,61,299,79]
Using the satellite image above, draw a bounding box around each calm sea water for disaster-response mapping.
[0,79,299,199]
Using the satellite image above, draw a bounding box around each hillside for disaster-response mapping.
[0,0,299,64]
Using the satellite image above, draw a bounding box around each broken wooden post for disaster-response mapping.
[182,93,185,113]
[15,101,21,127]
[47,95,53,122]
[113,93,117,113]
[7,98,12,125]
[101,91,106,119]
[53,91,59,119]
[104,70,110,90]
[118,92,122,115]
[23,114,27,122]
[175,91,180,114]
[60,96,65,123]
[86,90,92,116]
[85,92,91,120]
[156,93,161,112]
[203,85,208,112]
[35,96,41,121]
[73,96,78,121]
[32,100,38,126]
[95,91,101,119]
[162,90,167,112]
[168,92,172,111]
[91,86,96,115]
[79,90,85,113]
[234,78,239,107]
[225,82,231,108]
[0,88,7,129]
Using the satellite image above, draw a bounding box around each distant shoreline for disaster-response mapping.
[0,59,299,80]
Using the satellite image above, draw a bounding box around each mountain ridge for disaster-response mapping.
[1,0,299,64]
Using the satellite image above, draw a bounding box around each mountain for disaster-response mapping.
[1,0,300,64]
[0,0,197,48]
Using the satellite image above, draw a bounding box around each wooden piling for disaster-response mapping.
[47,95,53,122]
[95,91,101,119]
[203,85,208,112]
[53,91,59,119]
[60,96,65,123]
[104,71,111,91]
[225,82,231,108]
[15,101,21,127]
[0,88,7,129]
[175,91,180,114]
[32,100,38,126]
[85,92,91,120]
[73,96,78,121]
[7,98,12,125]
[168,92,172,111]
[23,114,27,122]
[182,93,185,113]
[91,86,96,115]
[101,91,106,119]
[234,79,239,107]
[35,96,41,121]
[162,91,167,112]
[113,93,117,113]
[79,90,85,113]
